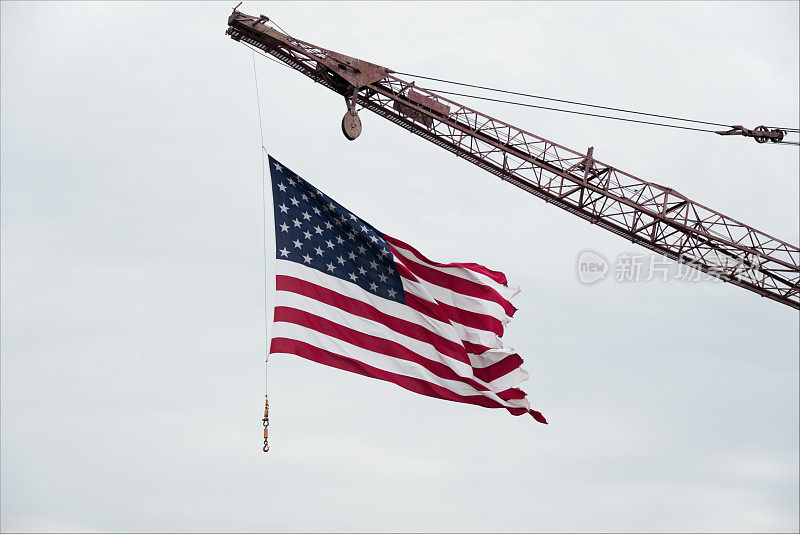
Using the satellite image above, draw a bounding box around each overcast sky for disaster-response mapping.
[2,1,798,532]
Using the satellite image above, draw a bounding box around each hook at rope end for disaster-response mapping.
[262,396,270,453]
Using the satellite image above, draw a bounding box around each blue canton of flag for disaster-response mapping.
[270,155,405,303]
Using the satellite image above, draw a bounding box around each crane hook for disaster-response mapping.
[262,395,269,453]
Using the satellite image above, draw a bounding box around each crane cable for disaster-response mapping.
[421,88,719,133]
[396,71,800,141]
[396,71,733,128]
[245,38,799,144]
[419,88,800,145]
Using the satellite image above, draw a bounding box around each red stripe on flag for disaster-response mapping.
[271,337,546,422]
[399,290,454,325]
[404,291,504,337]
[460,343,530,386]
[463,341,492,355]
[498,388,527,401]
[394,262,420,285]
[384,235,510,286]
[472,353,525,383]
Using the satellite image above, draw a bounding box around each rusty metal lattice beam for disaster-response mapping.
[227,10,800,309]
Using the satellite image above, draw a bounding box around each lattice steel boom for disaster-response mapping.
[226,10,800,310]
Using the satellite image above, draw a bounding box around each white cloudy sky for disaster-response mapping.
[2,1,798,532]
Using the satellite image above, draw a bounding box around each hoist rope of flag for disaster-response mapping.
[268,156,546,424]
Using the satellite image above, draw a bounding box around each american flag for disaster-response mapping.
[268,155,546,424]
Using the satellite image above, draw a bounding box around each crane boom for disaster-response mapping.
[226,10,800,310]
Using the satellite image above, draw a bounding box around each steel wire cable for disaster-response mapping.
[395,71,734,128]
[398,71,800,134]
[424,88,720,133]
[246,47,799,140]
[251,49,271,417]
